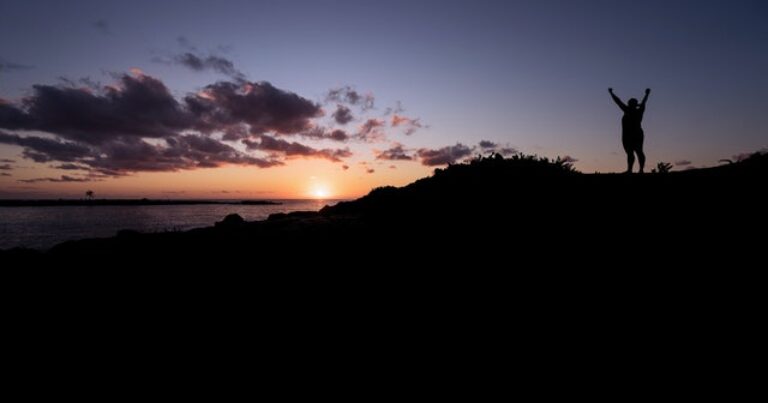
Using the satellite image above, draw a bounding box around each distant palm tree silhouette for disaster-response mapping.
[86,190,94,200]
[609,88,651,173]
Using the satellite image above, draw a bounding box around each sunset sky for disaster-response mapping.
[1,0,766,199]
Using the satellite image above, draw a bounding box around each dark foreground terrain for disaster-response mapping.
[2,153,765,265]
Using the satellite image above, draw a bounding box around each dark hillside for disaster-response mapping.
[3,153,765,266]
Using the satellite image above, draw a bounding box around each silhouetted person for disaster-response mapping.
[609,88,650,173]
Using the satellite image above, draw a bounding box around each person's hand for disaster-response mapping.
[645,88,651,95]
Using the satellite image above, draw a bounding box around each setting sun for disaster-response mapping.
[311,185,330,199]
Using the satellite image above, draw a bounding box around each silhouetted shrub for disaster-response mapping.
[652,162,674,174]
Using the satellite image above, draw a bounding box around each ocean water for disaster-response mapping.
[0,199,338,250]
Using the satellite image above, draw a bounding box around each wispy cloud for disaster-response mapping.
[356,119,386,142]
[173,52,245,81]
[375,143,415,161]
[391,114,425,135]
[92,19,112,35]
[326,86,374,111]
[153,37,245,80]
[18,175,95,183]
[51,163,90,170]
[244,135,352,163]
[297,126,350,142]
[0,58,33,72]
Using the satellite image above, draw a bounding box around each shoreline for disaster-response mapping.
[0,199,282,207]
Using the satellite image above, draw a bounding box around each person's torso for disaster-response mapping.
[622,108,644,132]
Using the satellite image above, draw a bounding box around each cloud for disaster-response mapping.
[18,175,94,183]
[0,129,279,175]
[328,129,350,142]
[1,73,192,144]
[0,164,12,170]
[356,119,386,142]
[391,114,425,135]
[478,140,517,156]
[375,143,415,161]
[188,80,321,135]
[0,71,381,176]
[366,168,375,174]
[383,101,405,116]
[244,135,352,163]
[389,165,396,169]
[342,165,349,170]
[0,131,92,162]
[92,19,111,35]
[57,76,102,91]
[0,58,33,72]
[417,143,473,166]
[220,124,250,141]
[0,159,15,163]
[0,71,312,175]
[0,173,10,177]
[332,105,354,125]
[0,73,325,168]
[326,86,374,110]
[89,135,281,173]
[174,52,245,81]
[479,140,497,149]
[675,160,692,166]
[296,126,349,142]
[0,102,36,129]
[177,36,198,51]
[498,147,518,156]
[52,163,91,170]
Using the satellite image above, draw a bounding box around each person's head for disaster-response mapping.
[628,98,639,108]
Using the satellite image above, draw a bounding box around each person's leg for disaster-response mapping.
[622,135,634,173]
[626,150,635,173]
[636,134,645,173]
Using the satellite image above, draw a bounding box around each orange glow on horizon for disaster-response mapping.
[0,145,433,200]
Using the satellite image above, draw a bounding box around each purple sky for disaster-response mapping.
[1,0,766,196]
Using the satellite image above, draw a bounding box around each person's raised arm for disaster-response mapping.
[608,88,627,112]
[640,88,651,107]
